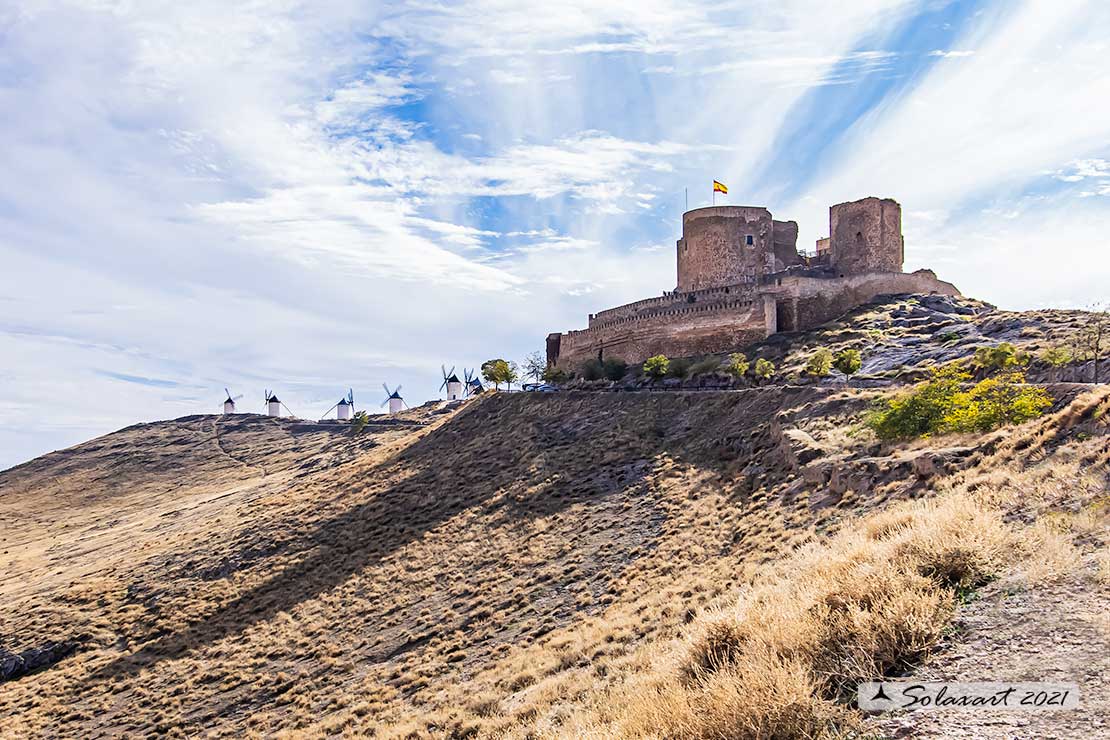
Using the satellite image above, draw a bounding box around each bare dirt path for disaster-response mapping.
[870,557,1109,739]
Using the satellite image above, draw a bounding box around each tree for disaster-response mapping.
[503,360,520,390]
[726,353,749,379]
[753,358,775,382]
[580,359,604,381]
[972,342,1029,372]
[350,410,370,435]
[543,365,570,383]
[1039,345,1071,382]
[867,366,1051,441]
[522,351,546,382]
[481,358,510,390]
[602,357,628,381]
[643,355,669,380]
[1074,303,1108,383]
[833,349,862,381]
[805,348,833,377]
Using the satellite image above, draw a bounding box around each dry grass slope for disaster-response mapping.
[0,351,1106,738]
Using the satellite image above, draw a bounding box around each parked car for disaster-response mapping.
[522,383,559,392]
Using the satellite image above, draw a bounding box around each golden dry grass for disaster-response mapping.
[0,383,1105,739]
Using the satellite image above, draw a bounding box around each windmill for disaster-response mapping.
[381,383,405,414]
[463,368,483,397]
[264,389,282,417]
[440,365,463,401]
[223,388,244,415]
[320,389,356,421]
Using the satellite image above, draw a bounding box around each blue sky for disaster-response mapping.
[2,0,1109,469]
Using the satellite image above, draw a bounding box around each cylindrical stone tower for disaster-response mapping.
[676,206,775,292]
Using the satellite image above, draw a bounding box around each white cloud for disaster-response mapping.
[785,1,1110,309]
[13,0,1107,470]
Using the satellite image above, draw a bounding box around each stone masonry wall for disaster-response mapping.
[770,269,959,332]
[829,197,904,274]
[676,206,775,292]
[553,295,774,369]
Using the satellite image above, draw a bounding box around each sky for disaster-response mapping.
[2,0,1109,469]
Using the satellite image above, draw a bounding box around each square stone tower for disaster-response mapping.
[828,197,904,275]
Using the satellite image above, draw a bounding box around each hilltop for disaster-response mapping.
[1,295,1107,738]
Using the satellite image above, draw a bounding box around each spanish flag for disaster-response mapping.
[713,180,728,195]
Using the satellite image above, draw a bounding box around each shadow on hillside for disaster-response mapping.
[88,394,707,682]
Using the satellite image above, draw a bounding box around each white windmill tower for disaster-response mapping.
[223,388,243,415]
[381,384,405,414]
[441,365,463,401]
[321,389,355,421]
[264,390,282,417]
[463,369,484,397]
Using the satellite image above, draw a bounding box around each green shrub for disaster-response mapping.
[753,358,775,381]
[944,373,1053,433]
[602,358,628,381]
[726,353,749,379]
[668,357,692,378]
[689,356,722,376]
[542,365,570,383]
[805,348,833,377]
[972,342,1029,372]
[867,366,1051,441]
[1039,346,1071,367]
[643,355,669,380]
[350,410,370,435]
[580,359,604,381]
[833,349,862,378]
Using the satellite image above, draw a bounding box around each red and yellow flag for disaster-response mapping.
[713,180,728,195]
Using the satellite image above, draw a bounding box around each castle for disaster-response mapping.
[546,196,960,370]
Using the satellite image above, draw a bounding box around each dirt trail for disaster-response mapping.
[871,558,1109,739]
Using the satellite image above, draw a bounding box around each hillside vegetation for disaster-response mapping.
[1,296,1107,739]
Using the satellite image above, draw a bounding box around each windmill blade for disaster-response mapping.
[232,394,243,401]
[320,402,339,419]
[348,388,354,405]
[441,364,448,379]
[225,387,232,401]
[380,397,389,408]
[395,385,402,395]
[447,366,455,378]
[440,377,448,391]
[382,383,390,396]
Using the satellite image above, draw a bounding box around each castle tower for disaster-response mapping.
[675,206,801,292]
[828,197,904,275]
[676,206,774,292]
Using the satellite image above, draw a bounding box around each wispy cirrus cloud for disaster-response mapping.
[4,0,1110,471]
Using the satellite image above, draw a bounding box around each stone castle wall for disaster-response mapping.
[550,269,959,370]
[829,197,903,274]
[769,269,959,333]
[676,207,775,291]
[546,196,958,372]
[553,293,776,370]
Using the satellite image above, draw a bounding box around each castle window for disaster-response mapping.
[746,235,754,246]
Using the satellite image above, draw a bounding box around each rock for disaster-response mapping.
[0,640,78,682]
